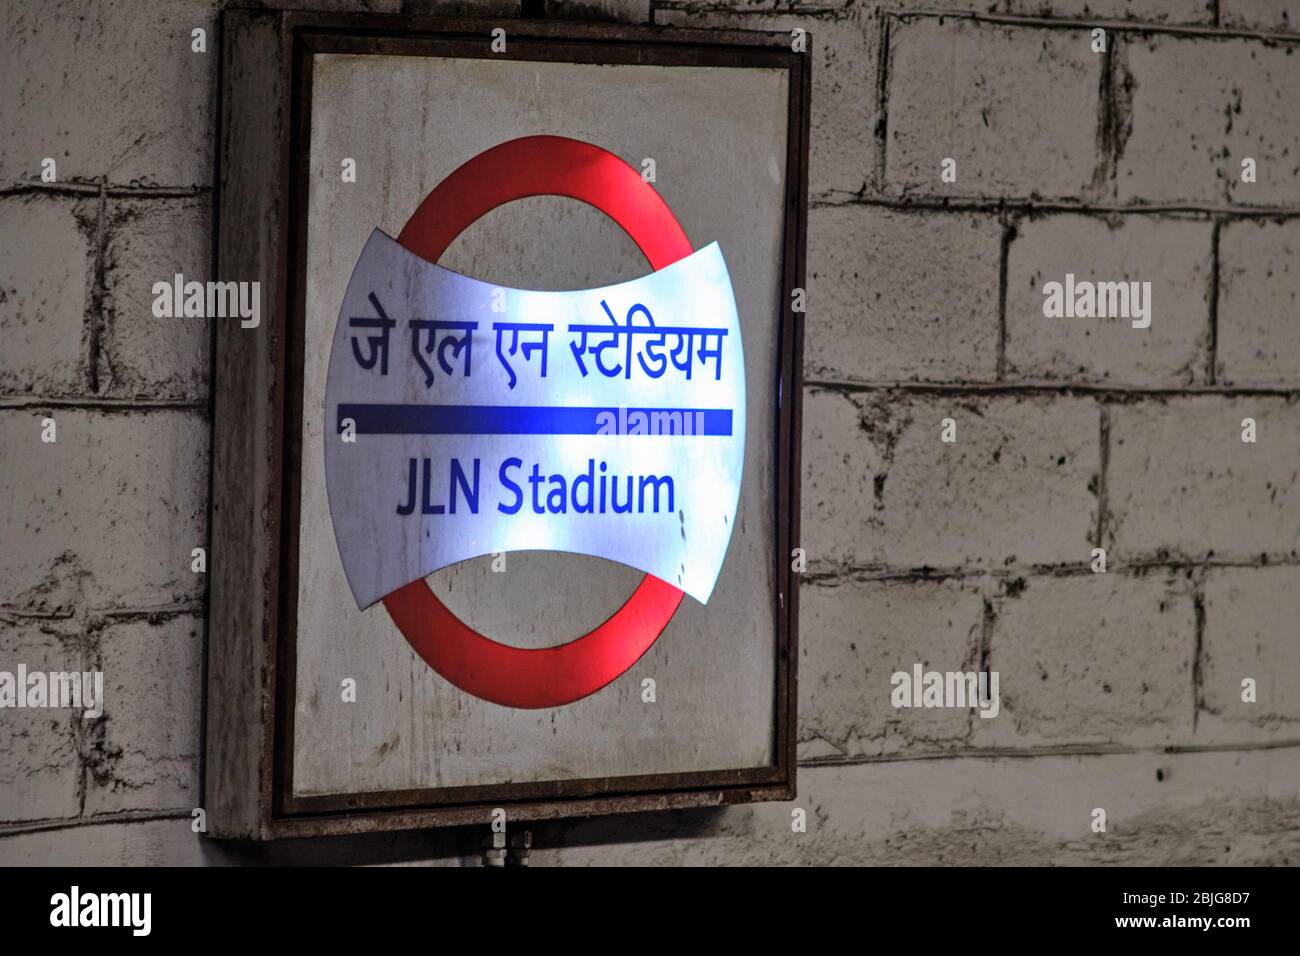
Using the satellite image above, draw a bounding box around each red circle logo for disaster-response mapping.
[381,135,696,709]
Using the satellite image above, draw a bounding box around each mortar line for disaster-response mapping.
[1192,578,1207,734]
[964,598,996,741]
[76,716,88,821]
[93,604,206,622]
[80,629,108,820]
[799,738,1300,768]
[654,0,848,11]
[811,193,1300,217]
[87,178,108,394]
[1208,219,1221,385]
[977,597,994,675]
[996,215,1013,381]
[803,378,1300,398]
[803,555,1300,584]
[1095,403,1110,550]
[0,606,76,621]
[873,10,892,193]
[0,808,193,839]
[70,627,99,821]
[898,9,1300,44]
[1095,32,1117,199]
[0,181,208,199]
[0,395,207,411]
[776,0,845,10]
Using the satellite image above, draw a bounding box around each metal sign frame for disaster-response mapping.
[207,8,808,840]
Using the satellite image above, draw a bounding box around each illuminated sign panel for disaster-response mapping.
[325,230,746,610]
[319,134,750,710]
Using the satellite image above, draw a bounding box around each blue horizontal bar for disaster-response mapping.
[337,404,733,437]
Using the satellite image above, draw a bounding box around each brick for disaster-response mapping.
[1221,0,1300,33]
[1216,219,1300,387]
[1004,214,1212,387]
[99,198,211,401]
[885,18,1102,198]
[0,622,85,824]
[1,0,214,186]
[1002,0,1215,22]
[0,195,94,396]
[1117,36,1300,206]
[979,571,1196,746]
[82,615,202,814]
[1107,397,1300,560]
[0,410,208,610]
[531,750,1300,865]
[801,390,1099,570]
[656,7,875,197]
[1199,566,1300,741]
[0,818,208,866]
[799,576,985,758]
[806,205,1001,383]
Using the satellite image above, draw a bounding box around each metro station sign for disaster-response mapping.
[206,11,807,839]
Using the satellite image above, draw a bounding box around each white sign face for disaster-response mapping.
[324,229,746,610]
